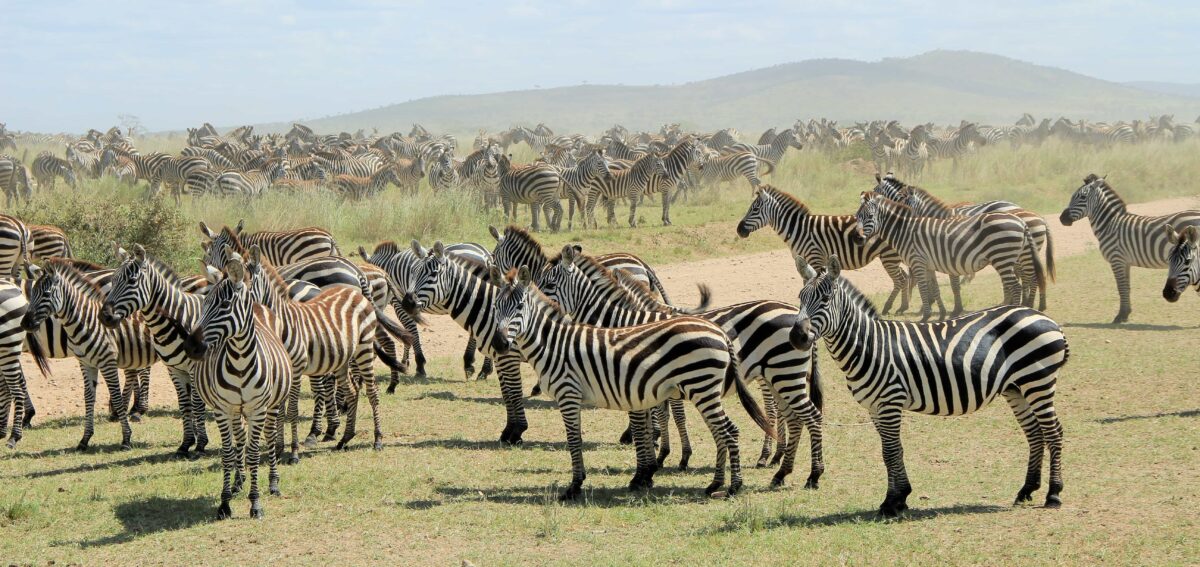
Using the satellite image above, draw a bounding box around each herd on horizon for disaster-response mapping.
[0,116,1197,521]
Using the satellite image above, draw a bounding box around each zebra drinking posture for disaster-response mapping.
[737,185,913,314]
[791,255,1068,517]
[182,256,293,520]
[1060,174,1200,323]
[1164,225,1200,302]
[491,264,774,499]
[855,192,1041,321]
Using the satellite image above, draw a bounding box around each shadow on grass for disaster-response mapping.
[402,437,602,451]
[71,496,212,548]
[1062,321,1194,331]
[1095,408,1200,424]
[709,503,1009,533]
[13,450,189,479]
[415,390,559,409]
[402,483,706,509]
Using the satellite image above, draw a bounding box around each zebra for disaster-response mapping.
[0,280,45,448]
[1060,174,1200,323]
[872,174,1053,310]
[695,150,762,190]
[790,255,1068,517]
[736,185,913,314]
[428,151,460,192]
[31,153,78,191]
[157,155,212,204]
[584,153,667,229]
[855,191,1041,321]
[496,155,565,232]
[895,126,930,177]
[393,156,427,195]
[924,122,987,169]
[488,224,673,304]
[100,147,169,188]
[181,256,292,520]
[0,214,29,278]
[643,137,705,226]
[547,148,612,231]
[0,157,32,207]
[538,245,824,486]
[1163,225,1200,302]
[331,167,402,200]
[489,261,774,500]
[213,161,289,198]
[359,240,494,383]
[199,220,340,271]
[20,259,159,451]
[27,224,72,262]
[729,128,803,165]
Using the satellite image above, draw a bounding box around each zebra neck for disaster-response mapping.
[146,270,201,323]
[514,304,563,354]
[821,306,884,379]
[1087,191,1128,228]
[445,270,496,335]
[55,289,100,342]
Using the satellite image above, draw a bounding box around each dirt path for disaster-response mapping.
[18,195,1200,420]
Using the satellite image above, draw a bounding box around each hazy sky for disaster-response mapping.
[2,0,1196,132]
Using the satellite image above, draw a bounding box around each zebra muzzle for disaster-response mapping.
[789,319,816,350]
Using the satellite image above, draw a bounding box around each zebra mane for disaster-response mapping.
[500,225,548,267]
[137,251,186,287]
[218,226,247,253]
[505,269,569,322]
[447,253,492,281]
[44,258,105,304]
[831,273,880,319]
[372,241,402,257]
[760,185,811,216]
[254,256,295,304]
[1084,175,1127,211]
[58,258,106,272]
[898,184,964,213]
[550,252,666,313]
[609,268,670,312]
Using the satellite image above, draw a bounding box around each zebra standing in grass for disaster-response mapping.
[924,122,987,168]
[157,155,212,204]
[332,167,402,200]
[31,153,78,191]
[695,150,762,190]
[20,260,159,451]
[643,137,705,226]
[1060,174,1200,323]
[214,161,289,198]
[1163,225,1200,302]
[737,186,913,314]
[538,245,825,487]
[0,281,44,448]
[729,128,803,165]
[585,152,667,229]
[428,151,460,192]
[182,256,292,520]
[488,224,674,304]
[791,255,1067,517]
[855,192,1040,321]
[895,126,930,177]
[496,155,565,232]
[490,263,774,500]
[0,156,32,207]
[547,148,612,231]
[199,221,340,270]
[0,215,29,277]
[28,224,72,261]
[393,157,427,195]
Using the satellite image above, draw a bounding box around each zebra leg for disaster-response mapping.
[529,203,541,232]
[100,365,132,449]
[190,384,209,454]
[306,374,326,446]
[547,199,564,233]
[670,399,692,470]
[628,192,639,228]
[0,381,9,441]
[246,412,266,519]
[495,354,528,445]
[949,275,964,316]
[377,332,401,393]
[398,309,426,382]
[1029,389,1064,508]
[910,262,938,323]
[167,369,195,456]
[216,413,236,520]
[232,418,247,495]
[555,391,586,501]
[3,362,24,448]
[997,262,1024,308]
[463,337,478,380]
[629,409,656,491]
[477,356,493,381]
[285,375,301,464]
[880,257,908,315]
[653,403,671,468]
[619,419,634,445]
[116,370,135,422]
[323,375,344,443]
[1110,260,1132,324]
[348,351,383,451]
[1003,388,1045,504]
[661,190,672,226]
[871,406,912,517]
[135,368,150,418]
[265,408,282,497]
[605,199,617,227]
[757,379,776,468]
[335,369,360,451]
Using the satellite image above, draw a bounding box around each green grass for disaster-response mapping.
[2,252,1198,565]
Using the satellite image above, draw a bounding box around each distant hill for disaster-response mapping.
[1124,81,1200,100]
[256,51,1200,135]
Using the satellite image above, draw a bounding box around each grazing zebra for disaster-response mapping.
[895,126,930,177]
[331,167,401,200]
[790,255,1068,516]
[20,260,159,451]
[359,241,494,383]
[402,246,530,445]
[855,192,1041,321]
[1163,225,1200,302]
[872,174,1054,310]
[490,263,774,500]
[695,150,762,190]
[585,152,667,229]
[924,122,987,168]
[488,224,673,304]
[213,163,288,198]
[199,220,340,270]
[538,245,824,486]
[31,153,78,191]
[643,137,705,226]
[182,256,292,520]
[393,157,427,195]
[496,155,564,232]
[737,186,913,314]
[100,148,169,188]
[0,281,44,448]
[1060,174,1200,323]
[0,157,32,207]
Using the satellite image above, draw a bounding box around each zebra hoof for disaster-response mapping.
[174,447,191,459]
[770,473,788,489]
[755,457,769,469]
[22,406,34,428]
[618,429,634,445]
[303,435,320,448]
[385,384,397,395]
[559,485,582,502]
[321,429,339,443]
[373,441,383,451]
[803,474,820,490]
[678,452,691,471]
[217,502,232,520]
[270,487,281,497]
[1111,313,1130,325]
[249,501,264,519]
[286,454,300,465]
[120,441,133,451]
[726,480,742,498]
[770,452,784,467]
[704,481,724,497]
[5,438,17,449]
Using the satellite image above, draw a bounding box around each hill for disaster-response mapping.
[258,50,1200,134]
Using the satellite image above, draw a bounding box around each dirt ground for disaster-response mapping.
[20,195,1200,419]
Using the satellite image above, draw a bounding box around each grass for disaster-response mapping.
[2,250,1199,565]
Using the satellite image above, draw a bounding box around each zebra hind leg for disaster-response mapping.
[1003,388,1045,504]
[628,409,656,491]
[653,404,671,467]
[756,380,776,468]
[670,399,692,470]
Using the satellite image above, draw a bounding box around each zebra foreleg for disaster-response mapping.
[216,414,237,520]
[265,408,282,497]
[871,406,912,518]
[305,374,326,446]
[628,409,656,491]
[167,369,195,456]
[495,354,528,445]
[660,190,672,226]
[100,365,132,449]
[949,275,965,316]
[757,380,777,468]
[556,391,586,501]
[670,399,691,470]
[880,257,909,315]
[1109,260,1132,324]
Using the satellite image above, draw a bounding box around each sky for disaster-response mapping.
[1,0,1197,132]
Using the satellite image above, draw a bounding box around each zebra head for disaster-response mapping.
[536,245,588,314]
[185,251,253,360]
[1163,225,1200,302]
[19,263,61,331]
[854,192,883,242]
[101,244,151,327]
[736,186,774,237]
[1060,174,1103,226]
[199,220,246,270]
[403,240,448,312]
[491,265,537,355]
[871,172,906,202]
[584,149,614,182]
[791,255,846,350]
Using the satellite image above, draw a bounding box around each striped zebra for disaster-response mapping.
[28,224,72,261]
[0,215,29,278]
[538,245,824,486]
[643,137,705,226]
[31,153,78,191]
[585,152,666,229]
[791,255,1068,516]
[895,126,930,178]
[393,157,427,195]
[729,128,803,165]
[496,155,564,233]
[488,224,673,304]
[0,281,44,448]
[428,151,460,192]
[489,262,773,499]
[181,256,292,520]
[1060,174,1200,323]
[157,155,212,204]
[359,240,494,383]
[214,161,289,198]
[855,192,1041,321]
[925,122,987,169]
[401,247,530,445]
[737,186,913,314]
[100,148,169,188]
[20,259,159,450]
[1163,225,1200,302]
[547,148,612,231]
[0,156,32,207]
[199,221,340,270]
[331,167,402,200]
[695,150,762,190]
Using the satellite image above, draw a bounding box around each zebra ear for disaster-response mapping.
[26,262,43,280]
[113,241,128,262]
[248,245,262,265]
[133,244,147,262]
[874,172,881,183]
[235,219,245,234]
[410,239,426,257]
[223,244,242,264]
[1185,225,1200,245]
[827,255,843,279]
[204,264,222,284]
[357,246,369,262]
[488,265,504,283]
[561,245,577,262]
[488,225,502,242]
[517,265,532,285]
[198,221,216,239]
[226,258,246,283]
[432,241,445,257]
[1165,224,1180,243]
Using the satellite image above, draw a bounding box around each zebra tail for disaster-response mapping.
[808,348,823,413]
[1044,227,1057,282]
[727,342,776,440]
[373,341,406,372]
[757,157,776,176]
[27,332,52,379]
[529,383,542,397]
[1027,228,1047,301]
[647,268,673,306]
[375,307,415,347]
[669,284,712,315]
